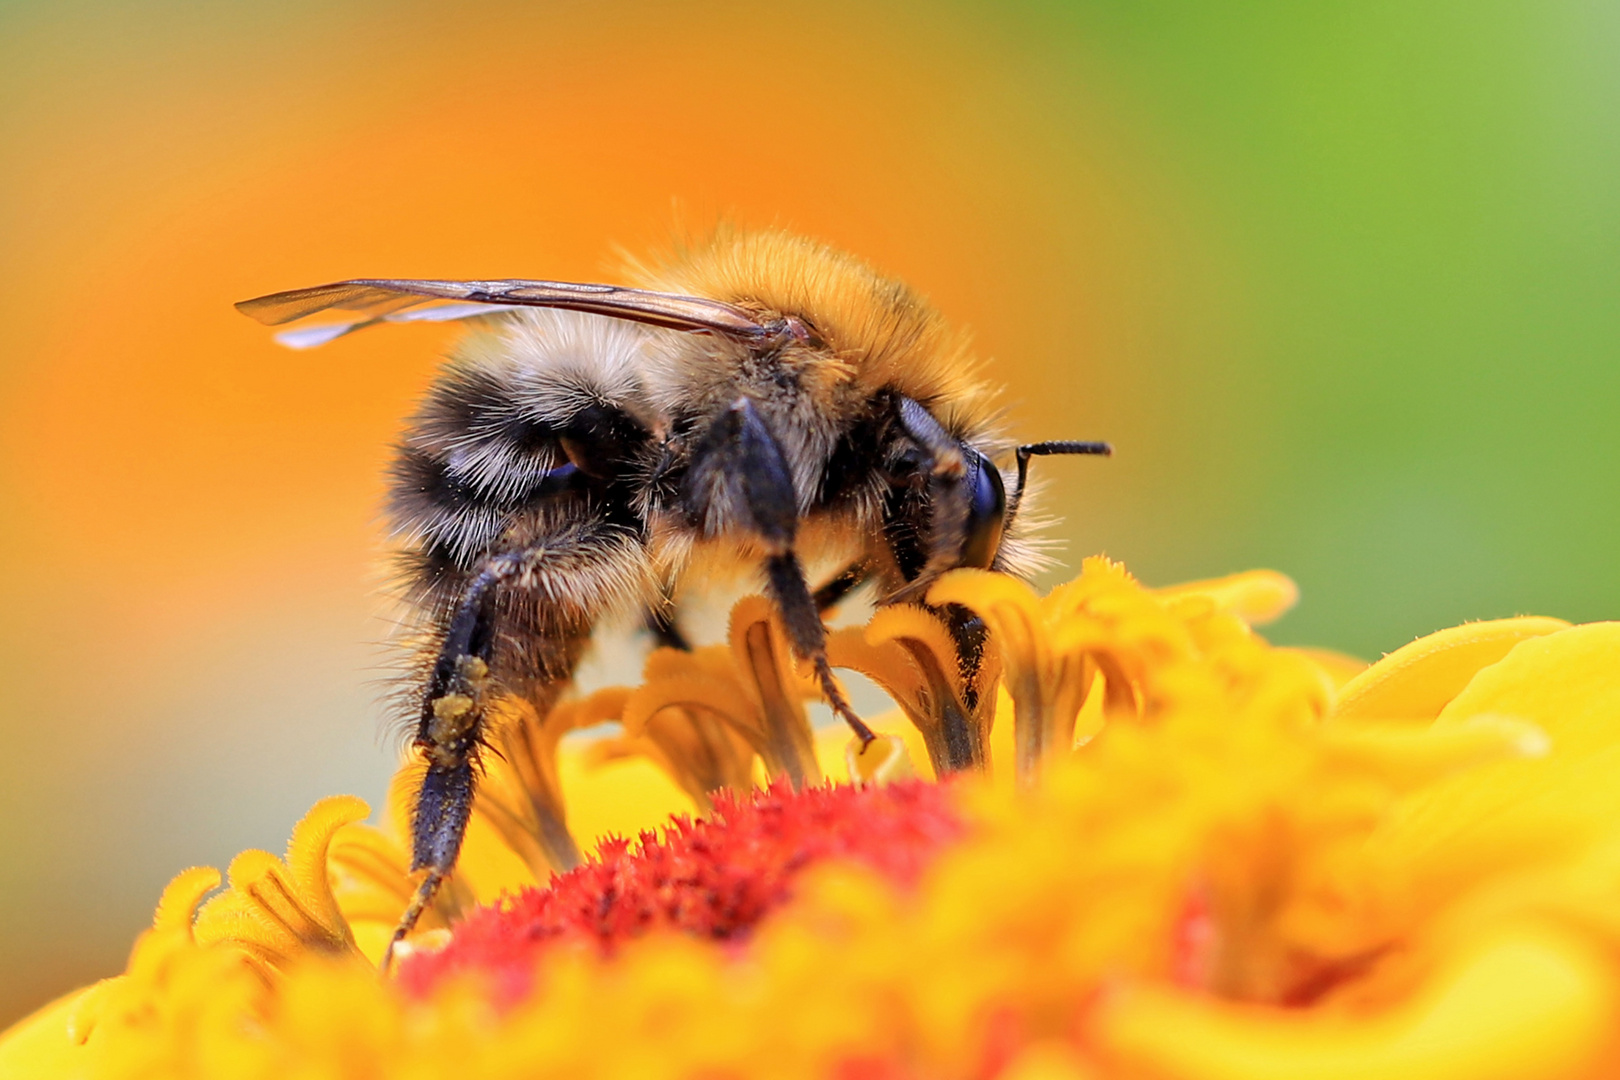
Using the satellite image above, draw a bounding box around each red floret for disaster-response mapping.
[398,778,963,1003]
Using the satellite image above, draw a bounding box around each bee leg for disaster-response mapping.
[383,556,513,971]
[813,563,868,614]
[696,398,875,746]
[643,573,693,651]
[645,602,691,651]
[763,551,875,746]
[882,396,972,604]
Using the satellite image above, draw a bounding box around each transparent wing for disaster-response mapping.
[236,278,772,350]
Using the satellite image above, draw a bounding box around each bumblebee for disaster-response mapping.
[238,229,1108,959]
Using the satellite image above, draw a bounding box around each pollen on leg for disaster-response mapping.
[427,694,477,747]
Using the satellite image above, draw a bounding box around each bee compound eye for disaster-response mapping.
[959,446,1006,570]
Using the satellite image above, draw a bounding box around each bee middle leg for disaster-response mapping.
[688,398,874,746]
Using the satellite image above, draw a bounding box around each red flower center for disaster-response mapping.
[399,778,963,1002]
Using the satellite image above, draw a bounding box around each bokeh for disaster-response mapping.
[1,0,1615,1025]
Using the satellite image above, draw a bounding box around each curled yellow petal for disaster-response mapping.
[473,687,633,878]
[1332,617,1569,723]
[152,865,224,935]
[285,794,369,935]
[622,668,760,741]
[327,824,419,928]
[730,596,823,787]
[191,794,369,974]
[929,568,1063,780]
[620,602,821,790]
[829,604,993,775]
[327,821,478,963]
[590,701,755,812]
[825,623,927,708]
[1156,569,1300,627]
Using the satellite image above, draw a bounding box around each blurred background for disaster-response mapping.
[2,0,1616,1023]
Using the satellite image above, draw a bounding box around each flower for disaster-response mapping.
[6,559,1620,1079]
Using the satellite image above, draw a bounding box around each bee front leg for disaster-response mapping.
[644,578,691,651]
[882,396,974,604]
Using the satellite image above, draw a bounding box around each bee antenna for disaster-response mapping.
[1010,440,1112,517]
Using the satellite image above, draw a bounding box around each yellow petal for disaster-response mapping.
[0,990,91,1078]
[1096,924,1615,1080]
[588,705,754,812]
[623,673,761,745]
[285,793,369,934]
[460,688,628,882]
[1378,623,1620,923]
[479,688,630,876]
[562,746,697,850]
[1331,617,1569,722]
[1434,621,1620,745]
[1155,569,1300,626]
[834,605,990,774]
[1319,714,1549,792]
[846,733,916,786]
[327,823,417,926]
[730,597,822,783]
[327,822,478,963]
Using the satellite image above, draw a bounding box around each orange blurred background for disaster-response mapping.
[3,0,1617,1022]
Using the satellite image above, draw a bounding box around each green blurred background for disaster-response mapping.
[1,0,1616,1024]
